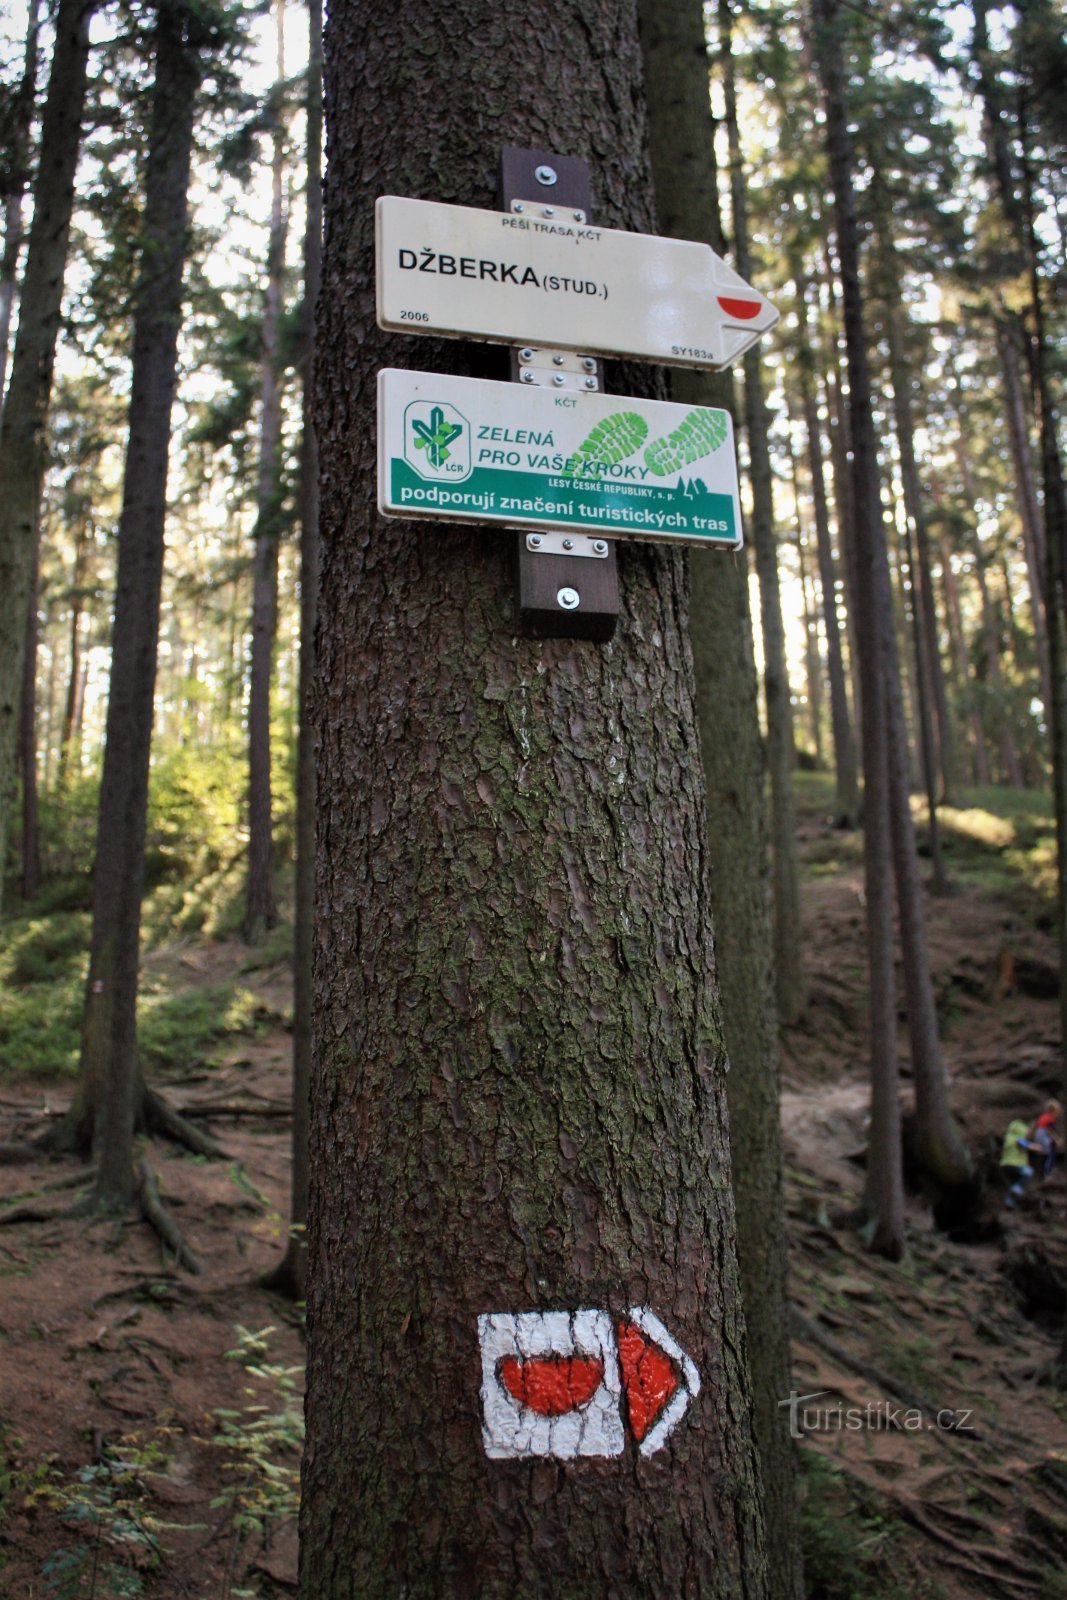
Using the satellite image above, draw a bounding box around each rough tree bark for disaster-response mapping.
[243,0,289,944]
[638,0,801,1591]
[720,0,805,1028]
[301,1,770,1594]
[811,0,904,1257]
[262,0,321,1302]
[0,0,41,415]
[0,0,94,913]
[50,1,210,1197]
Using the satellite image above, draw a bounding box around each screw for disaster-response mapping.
[557,586,580,610]
[521,370,536,383]
[528,534,542,549]
[552,374,565,387]
[535,165,558,186]
[552,354,565,366]
[542,206,556,218]
[592,540,607,554]
[581,357,596,372]
[583,377,598,390]
[513,201,525,214]
[562,539,574,550]
[573,210,585,222]
[519,347,535,361]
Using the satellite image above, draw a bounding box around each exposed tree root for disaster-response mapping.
[0,1200,71,1226]
[34,1083,228,1161]
[898,1500,1045,1590]
[142,1088,227,1158]
[135,1158,200,1274]
[792,1307,953,1426]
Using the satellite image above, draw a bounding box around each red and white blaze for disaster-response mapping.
[478,1306,701,1461]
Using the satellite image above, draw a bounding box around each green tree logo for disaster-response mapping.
[412,406,464,469]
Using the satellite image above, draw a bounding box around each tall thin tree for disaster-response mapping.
[243,0,289,943]
[59,0,212,1201]
[0,0,95,914]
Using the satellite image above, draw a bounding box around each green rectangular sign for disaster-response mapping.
[378,370,743,550]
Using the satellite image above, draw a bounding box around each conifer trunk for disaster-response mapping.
[302,2,769,1592]
[811,0,904,1256]
[0,0,94,913]
[638,0,801,1592]
[243,0,289,944]
[720,0,805,1027]
[0,0,41,416]
[264,0,321,1301]
[72,1,203,1199]
[794,274,858,825]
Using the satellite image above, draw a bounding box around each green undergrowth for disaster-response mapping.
[793,771,1056,913]
[798,1450,940,1600]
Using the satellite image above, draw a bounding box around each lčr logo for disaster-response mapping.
[404,399,471,480]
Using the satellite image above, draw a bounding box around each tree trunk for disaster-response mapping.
[19,530,41,899]
[795,273,858,824]
[0,0,41,417]
[720,0,805,1027]
[68,1,203,1202]
[934,509,989,786]
[243,0,289,944]
[638,0,801,1592]
[790,461,824,768]
[881,295,955,812]
[262,0,321,1302]
[0,0,94,915]
[811,0,904,1257]
[302,2,770,1593]
[995,311,1051,712]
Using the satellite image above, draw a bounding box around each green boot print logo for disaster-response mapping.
[404,399,472,481]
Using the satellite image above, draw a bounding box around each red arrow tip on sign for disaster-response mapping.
[616,1319,680,1443]
[717,295,763,321]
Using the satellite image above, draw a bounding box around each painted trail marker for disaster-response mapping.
[478,1307,701,1461]
[378,369,742,550]
[377,195,779,369]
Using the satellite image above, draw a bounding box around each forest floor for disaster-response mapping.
[0,774,1064,1599]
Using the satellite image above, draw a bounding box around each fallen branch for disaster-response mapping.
[135,1158,200,1274]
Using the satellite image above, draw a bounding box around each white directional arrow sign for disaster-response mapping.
[377,195,778,370]
[478,1307,701,1460]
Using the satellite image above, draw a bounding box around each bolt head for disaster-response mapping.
[552,374,565,386]
[562,539,574,550]
[583,377,598,390]
[542,206,556,218]
[528,534,542,548]
[519,347,535,361]
[513,201,525,213]
[592,540,607,554]
[552,354,565,365]
[573,210,585,223]
[535,165,558,186]
[557,586,580,610]
[521,370,536,383]
[581,357,596,372]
